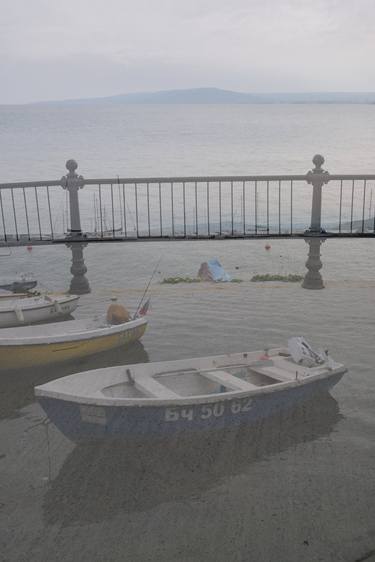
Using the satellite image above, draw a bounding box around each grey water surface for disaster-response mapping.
[1,103,375,181]
[0,104,375,562]
[0,238,375,562]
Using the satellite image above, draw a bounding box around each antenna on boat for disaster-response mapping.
[134,257,161,317]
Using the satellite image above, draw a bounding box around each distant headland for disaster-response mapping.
[7,87,375,106]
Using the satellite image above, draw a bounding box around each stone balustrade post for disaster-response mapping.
[60,159,85,237]
[306,154,330,234]
[65,240,91,294]
[302,237,325,289]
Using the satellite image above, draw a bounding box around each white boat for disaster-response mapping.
[0,276,37,293]
[0,314,147,369]
[0,289,35,300]
[0,289,20,299]
[0,293,79,328]
[35,337,346,442]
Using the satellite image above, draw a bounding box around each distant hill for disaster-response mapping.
[28,87,375,106]
[336,217,375,232]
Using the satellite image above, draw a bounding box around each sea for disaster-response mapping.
[0,103,375,562]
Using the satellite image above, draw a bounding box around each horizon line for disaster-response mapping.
[2,86,375,107]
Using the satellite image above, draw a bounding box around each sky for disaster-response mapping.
[1,0,375,104]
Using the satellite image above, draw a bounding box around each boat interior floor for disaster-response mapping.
[102,362,297,400]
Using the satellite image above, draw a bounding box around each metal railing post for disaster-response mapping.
[306,154,330,234]
[60,159,85,237]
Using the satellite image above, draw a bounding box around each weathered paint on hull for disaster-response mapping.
[0,323,147,370]
[38,371,344,442]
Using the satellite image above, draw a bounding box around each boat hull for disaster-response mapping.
[37,370,344,442]
[0,322,147,370]
[0,295,79,328]
[0,280,37,293]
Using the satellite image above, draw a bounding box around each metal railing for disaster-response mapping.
[1,155,375,245]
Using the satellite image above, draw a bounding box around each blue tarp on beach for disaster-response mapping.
[198,259,232,282]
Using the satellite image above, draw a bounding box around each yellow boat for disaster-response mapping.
[0,315,147,370]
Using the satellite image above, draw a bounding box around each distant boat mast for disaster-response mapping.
[369,189,373,221]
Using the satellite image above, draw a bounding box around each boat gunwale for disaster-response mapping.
[0,294,79,313]
[0,315,147,346]
[34,353,347,407]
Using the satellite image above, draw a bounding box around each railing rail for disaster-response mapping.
[1,155,375,245]
[2,173,375,190]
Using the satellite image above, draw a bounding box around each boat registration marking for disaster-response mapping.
[80,404,107,425]
[165,398,253,422]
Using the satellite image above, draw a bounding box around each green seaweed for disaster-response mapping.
[251,274,303,283]
[161,277,202,284]
[161,276,244,284]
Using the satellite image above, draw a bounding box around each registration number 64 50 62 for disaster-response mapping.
[164,398,253,422]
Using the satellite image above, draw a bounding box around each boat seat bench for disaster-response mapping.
[202,370,259,391]
[135,377,181,399]
[254,365,293,382]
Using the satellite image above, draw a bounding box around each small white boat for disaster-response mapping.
[0,293,79,328]
[35,337,346,442]
[0,289,20,299]
[0,315,147,370]
[0,276,37,293]
[0,289,35,300]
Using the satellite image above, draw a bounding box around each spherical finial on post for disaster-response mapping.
[312,154,325,172]
[66,159,78,176]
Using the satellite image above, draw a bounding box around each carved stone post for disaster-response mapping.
[65,240,91,294]
[302,237,325,290]
[306,155,330,234]
[61,159,85,237]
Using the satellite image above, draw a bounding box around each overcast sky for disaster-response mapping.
[1,0,374,104]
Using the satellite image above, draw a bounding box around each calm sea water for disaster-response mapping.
[1,104,375,562]
[1,103,375,181]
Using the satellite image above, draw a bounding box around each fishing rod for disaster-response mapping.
[134,257,161,317]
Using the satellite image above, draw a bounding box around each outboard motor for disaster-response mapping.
[288,337,328,367]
